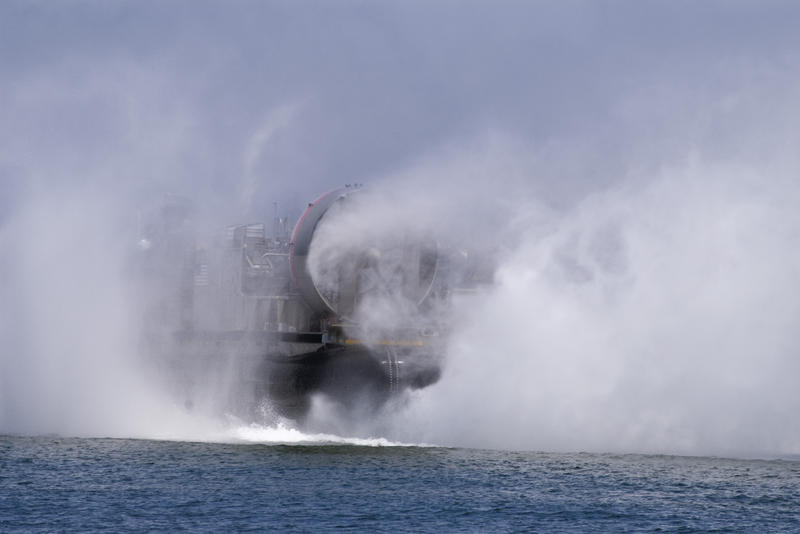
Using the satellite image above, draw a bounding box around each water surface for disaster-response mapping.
[2,434,798,533]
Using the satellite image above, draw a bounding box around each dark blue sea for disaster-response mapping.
[2,434,799,533]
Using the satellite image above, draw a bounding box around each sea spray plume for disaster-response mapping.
[239,103,304,219]
[0,185,217,439]
[386,154,800,457]
[3,1,800,452]
[0,52,254,439]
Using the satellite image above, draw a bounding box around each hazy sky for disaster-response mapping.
[3,1,799,218]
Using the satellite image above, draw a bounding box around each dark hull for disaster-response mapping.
[265,345,441,419]
[148,331,441,421]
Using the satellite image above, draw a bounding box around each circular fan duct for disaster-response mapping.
[290,187,438,320]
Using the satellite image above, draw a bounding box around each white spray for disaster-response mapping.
[367,148,800,457]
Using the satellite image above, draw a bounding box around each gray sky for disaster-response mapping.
[3,1,799,220]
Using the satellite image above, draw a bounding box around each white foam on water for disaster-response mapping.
[226,421,419,447]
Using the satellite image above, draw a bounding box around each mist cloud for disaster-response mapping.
[2,1,800,455]
[384,149,800,456]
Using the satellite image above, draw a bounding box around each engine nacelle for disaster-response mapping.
[289,186,438,322]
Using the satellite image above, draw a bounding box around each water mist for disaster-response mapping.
[381,155,800,457]
[4,1,800,457]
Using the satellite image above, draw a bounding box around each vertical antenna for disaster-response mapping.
[272,201,279,241]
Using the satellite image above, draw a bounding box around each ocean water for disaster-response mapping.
[2,430,799,533]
